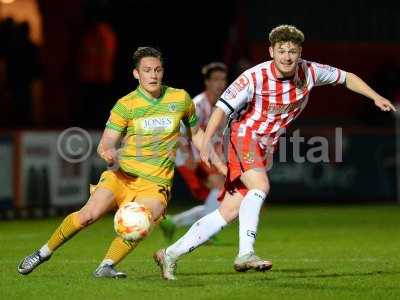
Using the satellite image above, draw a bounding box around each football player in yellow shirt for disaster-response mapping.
[17,47,226,278]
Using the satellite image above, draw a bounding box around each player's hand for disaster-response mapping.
[100,148,118,166]
[214,161,227,176]
[200,142,211,168]
[219,165,228,177]
[374,96,396,112]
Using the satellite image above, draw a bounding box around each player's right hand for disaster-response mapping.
[374,96,396,112]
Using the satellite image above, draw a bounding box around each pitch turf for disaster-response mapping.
[1,204,399,300]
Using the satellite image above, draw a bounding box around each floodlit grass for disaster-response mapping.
[1,205,399,300]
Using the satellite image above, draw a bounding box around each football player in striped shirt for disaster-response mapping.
[17,47,225,278]
[154,25,396,280]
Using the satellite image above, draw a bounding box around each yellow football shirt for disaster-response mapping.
[106,85,198,186]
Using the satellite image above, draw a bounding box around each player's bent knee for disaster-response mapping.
[218,206,238,223]
[150,204,166,222]
[77,210,100,227]
[135,198,166,222]
[258,184,270,194]
[254,179,270,194]
[251,180,270,194]
[241,169,270,193]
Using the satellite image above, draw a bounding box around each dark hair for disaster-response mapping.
[269,25,304,46]
[201,62,227,80]
[132,47,163,68]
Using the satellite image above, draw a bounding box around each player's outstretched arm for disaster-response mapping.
[97,128,123,166]
[345,72,396,112]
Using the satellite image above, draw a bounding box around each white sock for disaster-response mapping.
[238,189,266,257]
[172,206,206,227]
[166,209,227,259]
[39,244,52,258]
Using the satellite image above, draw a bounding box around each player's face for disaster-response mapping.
[269,42,301,78]
[205,70,227,103]
[133,57,164,97]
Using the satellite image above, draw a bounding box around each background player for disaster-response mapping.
[160,62,228,242]
[154,25,396,280]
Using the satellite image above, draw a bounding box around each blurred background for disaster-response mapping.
[0,0,399,218]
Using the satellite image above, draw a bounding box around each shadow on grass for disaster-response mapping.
[203,242,235,247]
[289,270,400,279]
[179,270,275,281]
[138,271,238,279]
[272,280,400,292]
[274,268,322,274]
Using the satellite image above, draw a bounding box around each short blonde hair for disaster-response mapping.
[269,25,304,46]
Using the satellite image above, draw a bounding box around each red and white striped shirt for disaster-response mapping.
[216,59,346,148]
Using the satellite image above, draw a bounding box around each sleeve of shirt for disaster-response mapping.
[311,62,347,87]
[182,91,199,128]
[178,121,189,138]
[105,100,130,132]
[216,72,252,116]
[193,96,203,122]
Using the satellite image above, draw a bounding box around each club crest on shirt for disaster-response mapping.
[243,151,255,164]
[168,103,177,112]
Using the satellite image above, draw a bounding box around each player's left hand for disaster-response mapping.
[374,96,396,112]
[200,142,211,168]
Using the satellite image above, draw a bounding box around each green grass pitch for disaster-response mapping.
[1,204,399,300]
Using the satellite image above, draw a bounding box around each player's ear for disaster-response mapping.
[133,69,140,80]
[298,46,302,58]
[204,78,210,89]
[268,46,274,59]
